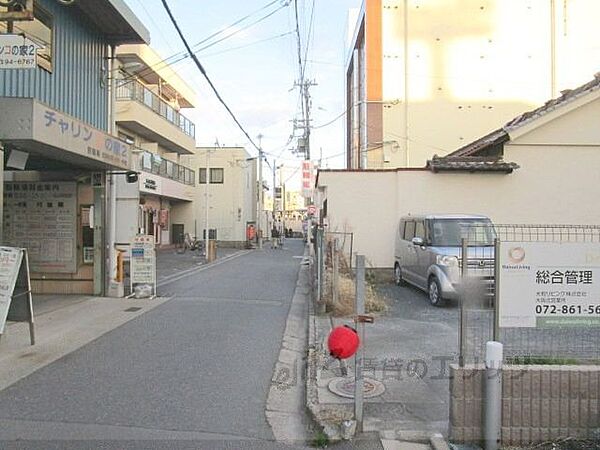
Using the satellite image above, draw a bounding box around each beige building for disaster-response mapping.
[114,45,198,247]
[320,75,600,268]
[177,146,257,247]
[346,0,600,169]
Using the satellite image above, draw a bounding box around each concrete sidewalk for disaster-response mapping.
[307,279,456,449]
[0,246,250,394]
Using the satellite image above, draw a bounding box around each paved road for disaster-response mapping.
[0,238,383,449]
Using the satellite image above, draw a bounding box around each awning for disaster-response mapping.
[0,98,131,171]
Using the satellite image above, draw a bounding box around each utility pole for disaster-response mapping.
[205,141,216,257]
[257,134,264,249]
[272,158,277,221]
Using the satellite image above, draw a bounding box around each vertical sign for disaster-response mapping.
[0,247,24,333]
[302,160,314,198]
[130,235,156,298]
[499,242,600,328]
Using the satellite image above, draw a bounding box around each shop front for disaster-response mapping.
[1,98,131,295]
[138,170,193,246]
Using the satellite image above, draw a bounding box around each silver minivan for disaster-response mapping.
[394,214,495,306]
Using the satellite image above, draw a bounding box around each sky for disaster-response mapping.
[122,0,363,186]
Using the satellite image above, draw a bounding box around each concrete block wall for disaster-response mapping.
[450,364,600,446]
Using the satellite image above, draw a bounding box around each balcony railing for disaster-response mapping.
[136,150,195,186]
[116,79,196,139]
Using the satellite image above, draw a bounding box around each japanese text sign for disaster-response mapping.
[0,34,42,69]
[499,242,600,328]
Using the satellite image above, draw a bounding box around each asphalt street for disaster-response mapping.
[0,238,384,449]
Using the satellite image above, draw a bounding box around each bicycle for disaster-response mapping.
[176,233,203,254]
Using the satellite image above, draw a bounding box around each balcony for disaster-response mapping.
[116,80,196,154]
[136,150,195,186]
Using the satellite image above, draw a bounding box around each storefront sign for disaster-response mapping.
[0,34,42,69]
[499,242,600,328]
[302,160,314,198]
[3,182,77,273]
[139,171,193,202]
[130,234,156,298]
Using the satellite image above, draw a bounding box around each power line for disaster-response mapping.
[160,0,261,153]
[197,31,294,59]
[121,0,287,83]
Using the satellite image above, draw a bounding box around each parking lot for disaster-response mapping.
[348,279,460,434]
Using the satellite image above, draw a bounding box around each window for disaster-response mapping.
[0,4,54,72]
[415,221,425,240]
[403,221,415,241]
[210,168,224,184]
[199,168,224,184]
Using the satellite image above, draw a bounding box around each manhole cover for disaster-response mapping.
[124,307,142,312]
[328,377,385,398]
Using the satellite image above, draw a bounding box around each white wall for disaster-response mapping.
[320,144,600,267]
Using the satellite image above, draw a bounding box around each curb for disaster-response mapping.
[305,246,353,442]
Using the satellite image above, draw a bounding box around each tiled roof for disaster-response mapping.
[505,73,600,131]
[448,128,508,158]
[448,73,600,157]
[426,156,519,173]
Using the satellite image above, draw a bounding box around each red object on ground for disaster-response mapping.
[327,325,360,359]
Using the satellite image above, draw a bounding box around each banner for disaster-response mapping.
[499,242,600,328]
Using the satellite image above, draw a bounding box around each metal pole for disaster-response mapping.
[485,341,503,450]
[257,135,264,249]
[355,254,366,433]
[459,237,468,367]
[493,238,500,341]
[205,143,213,256]
[333,238,339,308]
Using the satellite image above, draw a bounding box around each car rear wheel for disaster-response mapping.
[394,264,406,286]
[428,277,444,306]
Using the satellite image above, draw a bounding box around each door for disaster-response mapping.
[172,224,184,244]
[413,219,430,289]
[400,220,418,283]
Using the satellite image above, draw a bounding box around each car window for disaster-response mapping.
[415,221,425,240]
[404,221,415,240]
[430,219,495,246]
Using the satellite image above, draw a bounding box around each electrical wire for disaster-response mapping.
[120,0,287,83]
[196,31,294,59]
[160,0,261,153]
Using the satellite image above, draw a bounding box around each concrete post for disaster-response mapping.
[485,341,503,450]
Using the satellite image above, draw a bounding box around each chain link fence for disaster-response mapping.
[460,224,600,365]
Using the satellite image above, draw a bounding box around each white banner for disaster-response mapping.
[499,242,600,328]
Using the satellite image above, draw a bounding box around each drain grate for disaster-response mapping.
[124,307,142,312]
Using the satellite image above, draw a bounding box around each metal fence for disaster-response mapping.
[460,224,600,365]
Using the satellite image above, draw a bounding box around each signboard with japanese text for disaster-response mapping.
[0,247,35,344]
[499,242,600,328]
[130,235,156,298]
[3,182,77,273]
[0,34,42,70]
[0,247,23,333]
[302,160,314,198]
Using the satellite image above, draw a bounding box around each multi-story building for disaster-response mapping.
[0,0,148,295]
[114,44,198,247]
[346,0,600,169]
[178,146,257,247]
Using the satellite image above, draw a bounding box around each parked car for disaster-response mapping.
[394,214,496,306]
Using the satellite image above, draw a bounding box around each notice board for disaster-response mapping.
[0,246,35,344]
[130,235,156,298]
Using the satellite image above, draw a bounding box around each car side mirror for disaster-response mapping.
[412,237,424,246]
